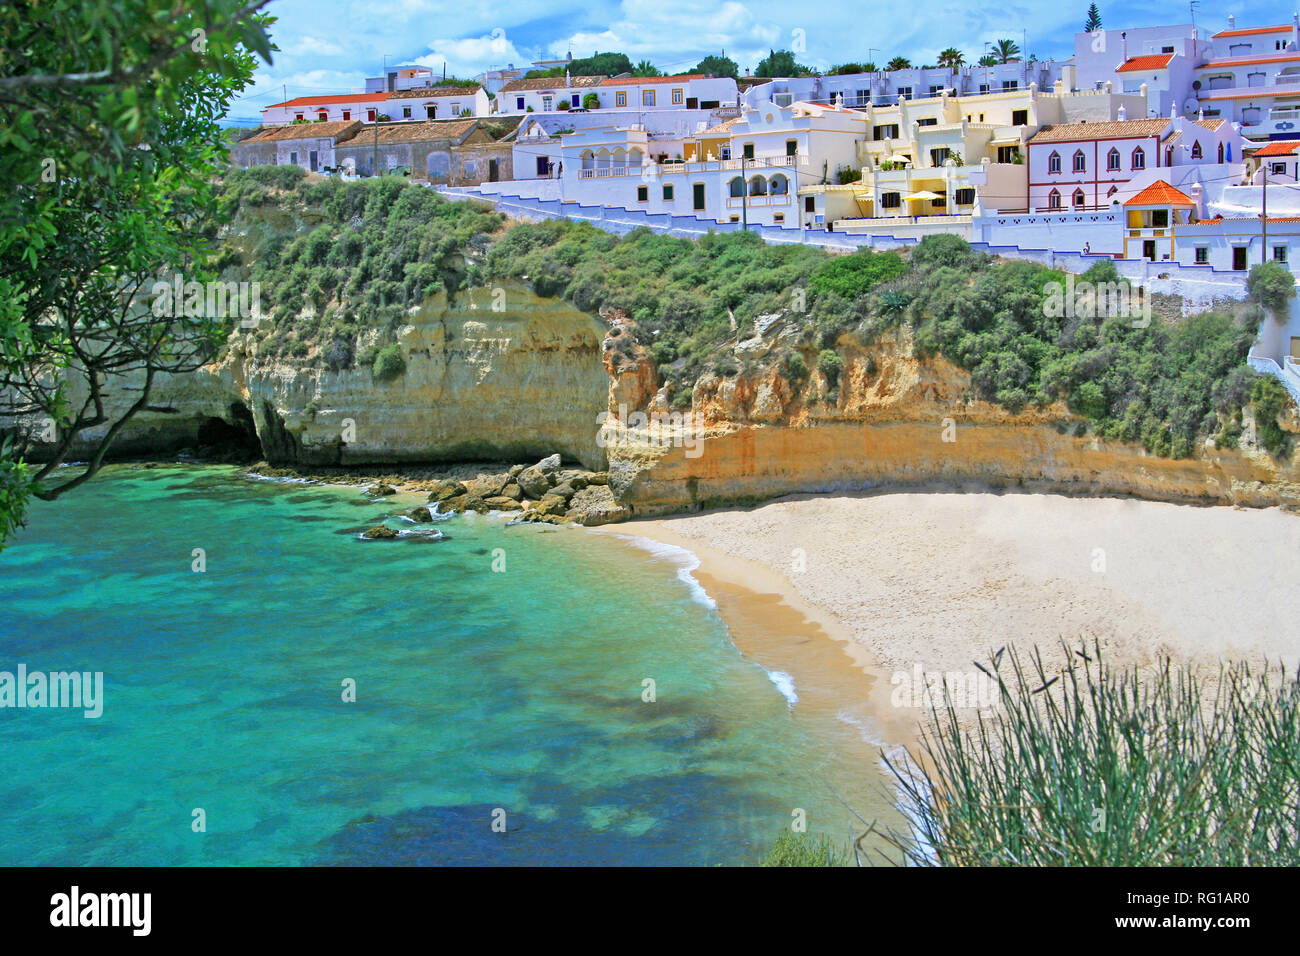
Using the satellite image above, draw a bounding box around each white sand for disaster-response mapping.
[619,492,1300,679]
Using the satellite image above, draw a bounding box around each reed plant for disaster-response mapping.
[881,642,1300,866]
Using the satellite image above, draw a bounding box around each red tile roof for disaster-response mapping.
[1198,54,1300,68]
[267,92,388,109]
[599,74,706,86]
[1116,54,1174,73]
[1253,139,1300,156]
[1124,180,1196,206]
[1212,25,1292,38]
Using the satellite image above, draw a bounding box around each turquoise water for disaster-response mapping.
[0,465,879,865]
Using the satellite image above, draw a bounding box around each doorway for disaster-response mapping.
[1233,246,1248,270]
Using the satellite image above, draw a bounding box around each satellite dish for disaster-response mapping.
[1183,97,1199,117]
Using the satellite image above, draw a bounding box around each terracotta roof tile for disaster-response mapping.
[1124,180,1196,206]
[387,86,480,99]
[267,92,387,109]
[336,118,480,145]
[599,74,706,86]
[242,121,361,142]
[1116,54,1174,73]
[1028,118,1170,143]
[1212,25,1291,38]
[1253,139,1300,155]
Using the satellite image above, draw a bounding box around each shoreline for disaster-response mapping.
[596,489,1300,745]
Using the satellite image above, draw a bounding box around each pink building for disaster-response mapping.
[1026,114,1241,212]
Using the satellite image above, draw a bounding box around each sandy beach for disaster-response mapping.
[596,491,1300,743]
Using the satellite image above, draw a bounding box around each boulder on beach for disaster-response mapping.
[484,496,523,512]
[548,480,578,501]
[534,453,562,476]
[462,495,490,514]
[516,466,551,499]
[366,484,398,497]
[500,482,522,500]
[427,479,467,502]
[534,494,569,517]
[465,473,507,499]
[567,484,632,526]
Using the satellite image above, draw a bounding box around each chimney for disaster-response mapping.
[1227,15,1235,30]
[1117,103,1127,121]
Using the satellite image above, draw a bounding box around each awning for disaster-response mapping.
[904,190,942,201]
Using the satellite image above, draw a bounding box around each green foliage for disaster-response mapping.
[784,350,809,380]
[1251,375,1292,455]
[372,344,406,382]
[807,250,907,300]
[835,165,862,184]
[887,56,912,71]
[909,234,980,270]
[1084,2,1103,32]
[1247,261,1298,317]
[884,643,1300,865]
[755,50,812,78]
[0,0,270,546]
[817,349,844,385]
[566,52,634,77]
[0,438,30,552]
[582,93,600,110]
[632,60,661,77]
[761,830,849,866]
[694,55,739,79]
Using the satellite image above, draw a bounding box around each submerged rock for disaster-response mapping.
[408,506,433,522]
[366,483,398,497]
[361,525,399,539]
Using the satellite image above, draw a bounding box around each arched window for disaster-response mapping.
[628,148,644,167]
[1132,147,1146,170]
[1191,141,1203,159]
[611,147,627,170]
[317,110,328,121]
[728,176,746,197]
[580,150,595,170]
[595,148,611,169]
[1048,188,1062,209]
[769,174,789,195]
[1072,188,1086,207]
[1165,146,1174,166]
[748,174,768,196]
[1107,148,1121,171]
[1218,142,1225,163]
[1048,151,1061,173]
[1073,149,1086,172]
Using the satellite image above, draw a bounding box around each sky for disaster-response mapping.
[226,0,1285,125]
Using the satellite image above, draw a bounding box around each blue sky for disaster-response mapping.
[227,0,1283,125]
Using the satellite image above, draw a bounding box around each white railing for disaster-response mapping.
[577,165,646,179]
[725,194,792,207]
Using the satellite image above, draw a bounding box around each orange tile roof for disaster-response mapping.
[387,86,480,99]
[1201,89,1300,100]
[267,92,388,109]
[1253,139,1300,155]
[1212,25,1291,38]
[1028,117,1170,143]
[241,121,362,142]
[600,74,706,86]
[1116,54,1174,73]
[1198,54,1300,68]
[1124,180,1196,206]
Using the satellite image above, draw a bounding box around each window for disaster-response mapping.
[1195,246,1209,264]
[536,156,550,176]
[997,145,1020,163]
[917,117,937,126]
[774,213,784,223]
[616,91,627,107]
[1002,80,1018,90]
[1011,109,1028,125]
[1164,146,1174,166]
[516,96,525,110]
[1233,246,1248,270]
[872,124,899,140]
[663,184,674,201]
[897,86,912,99]
[367,109,376,121]
[1162,45,1175,53]
[1191,141,1202,159]
[294,113,304,121]
[1132,147,1145,169]
[317,111,327,121]
[636,185,648,202]
[720,146,731,160]
[978,83,989,93]
[1107,148,1120,171]
[1048,188,1061,209]
[742,143,754,160]
[1073,150,1086,172]
[642,89,655,107]
[672,88,683,105]
[805,196,815,213]
[1152,209,1169,228]
[786,139,798,156]
[402,106,412,118]
[542,96,552,111]
[954,187,975,205]
[1048,151,1061,173]
[1275,245,1289,263]
[426,105,437,119]
[929,85,944,95]
[693,182,706,210]
[1272,162,1287,176]
[572,94,580,107]
[930,147,951,166]
[288,151,298,165]
[342,110,351,120]
[1072,188,1085,207]
[881,191,901,209]
[729,215,739,222]
[1218,142,1224,162]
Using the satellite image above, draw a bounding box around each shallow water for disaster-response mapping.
[0,465,890,865]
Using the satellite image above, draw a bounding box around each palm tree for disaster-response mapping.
[977,54,999,67]
[993,39,1021,63]
[937,48,965,70]
[887,56,912,71]
[632,59,661,77]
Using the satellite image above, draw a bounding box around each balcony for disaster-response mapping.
[725,193,792,208]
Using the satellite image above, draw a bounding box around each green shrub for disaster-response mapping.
[784,350,808,380]
[761,830,849,867]
[909,233,979,270]
[807,249,906,300]
[817,348,844,386]
[1251,375,1292,455]
[1247,261,1298,317]
[372,344,406,382]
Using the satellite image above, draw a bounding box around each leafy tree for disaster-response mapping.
[693,55,739,78]
[887,56,913,71]
[1247,261,1297,317]
[993,39,1021,63]
[829,63,868,75]
[0,0,272,548]
[937,48,965,69]
[754,50,811,78]
[568,52,633,77]
[1084,3,1103,32]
